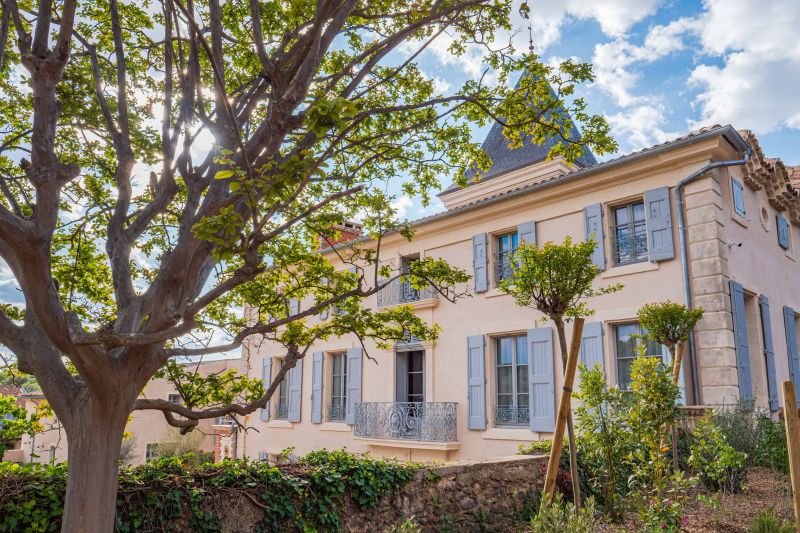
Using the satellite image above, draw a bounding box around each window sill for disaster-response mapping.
[481,427,536,441]
[484,287,510,299]
[600,260,659,279]
[353,437,460,451]
[379,297,439,311]
[320,422,351,432]
[267,419,293,429]
[731,214,749,228]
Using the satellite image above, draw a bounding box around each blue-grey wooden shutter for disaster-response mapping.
[777,214,790,250]
[345,347,363,424]
[467,335,487,430]
[289,299,300,317]
[729,280,753,400]
[583,204,606,270]
[472,234,488,293]
[287,357,303,422]
[732,178,746,217]
[517,221,536,247]
[261,357,272,421]
[644,187,675,261]
[580,322,605,370]
[311,352,324,423]
[528,327,555,432]
[784,306,800,404]
[759,296,779,411]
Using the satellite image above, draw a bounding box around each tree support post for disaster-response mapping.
[781,381,800,530]
[543,317,584,504]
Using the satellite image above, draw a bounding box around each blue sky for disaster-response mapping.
[393,0,800,220]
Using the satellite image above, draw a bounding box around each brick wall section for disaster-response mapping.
[684,175,740,405]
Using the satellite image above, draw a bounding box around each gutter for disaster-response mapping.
[675,135,752,404]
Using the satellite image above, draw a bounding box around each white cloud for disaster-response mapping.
[687,0,800,133]
[592,17,697,107]
[607,103,678,150]
[391,196,414,218]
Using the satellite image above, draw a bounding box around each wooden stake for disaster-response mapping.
[543,317,585,504]
[781,381,800,531]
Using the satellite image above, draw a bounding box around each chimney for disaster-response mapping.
[318,220,363,249]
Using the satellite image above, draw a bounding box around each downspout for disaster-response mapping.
[676,141,753,404]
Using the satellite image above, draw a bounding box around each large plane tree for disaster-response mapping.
[0,0,615,529]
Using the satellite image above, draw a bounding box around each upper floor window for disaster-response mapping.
[611,201,648,266]
[168,394,181,404]
[275,360,289,419]
[494,232,518,284]
[615,323,667,391]
[329,352,348,421]
[494,335,529,426]
[732,178,746,218]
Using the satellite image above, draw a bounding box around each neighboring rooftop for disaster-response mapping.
[0,383,24,406]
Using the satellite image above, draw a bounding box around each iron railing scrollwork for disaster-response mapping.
[354,402,457,442]
[328,404,347,421]
[377,278,438,307]
[494,250,517,285]
[494,405,530,425]
[611,222,648,265]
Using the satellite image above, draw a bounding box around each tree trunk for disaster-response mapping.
[61,402,128,533]
[554,317,582,508]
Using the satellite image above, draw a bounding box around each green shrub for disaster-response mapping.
[529,493,596,533]
[0,450,417,532]
[688,415,747,493]
[386,518,422,532]
[748,510,796,533]
[713,398,762,458]
[753,416,789,473]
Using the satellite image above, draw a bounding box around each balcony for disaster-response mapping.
[353,402,458,449]
[494,250,517,285]
[494,405,530,426]
[376,278,438,309]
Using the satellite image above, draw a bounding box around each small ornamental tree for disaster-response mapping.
[500,236,621,506]
[637,301,703,384]
[0,0,616,529]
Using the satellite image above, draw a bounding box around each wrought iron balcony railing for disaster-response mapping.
[328,404,347,421]
[275,403,289,419]
[611,223,648,265]
[494,250,517,285]
[354,402,457,442]
[494,405,530,426]
[376,278,438,307]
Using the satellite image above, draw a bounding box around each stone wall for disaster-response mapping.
[342,455,547,532]
[215,454,547,532]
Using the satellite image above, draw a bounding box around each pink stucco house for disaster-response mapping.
[239,123,800,463]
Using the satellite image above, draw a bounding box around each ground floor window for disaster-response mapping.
[614,322,667,391]
[145,443,158,461]
[495,335,529,425]
[329,352,347,420]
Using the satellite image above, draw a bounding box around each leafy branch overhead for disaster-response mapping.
[0,0,615,527]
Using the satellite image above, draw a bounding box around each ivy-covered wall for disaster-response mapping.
[0,451,547,532]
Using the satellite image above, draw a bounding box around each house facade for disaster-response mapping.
[241,124,800,463]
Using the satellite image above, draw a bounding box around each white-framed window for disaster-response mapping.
[145,443,158,461]
[732,177,746,218]
[494,335,529,426]
[168,394,181,404]
[329,352,347,421]
[614,323,668,391]
[611,201,648,266]
[257,451,269,461]
[275,359,289,419]
[494,232,518,284]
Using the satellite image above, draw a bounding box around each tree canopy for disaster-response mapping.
[0,0,615,528]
